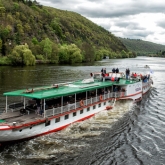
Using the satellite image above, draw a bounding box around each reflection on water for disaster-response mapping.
[0,57,165,165]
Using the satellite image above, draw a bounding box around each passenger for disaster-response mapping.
[53,84,58,88]
[114,86,118,92]
[36,100,41,115]
[134,73,137,78]
[90,73,93,77]
[26,89,30,93]
[39,109,43,116]
[112,68,115,73]
[126,68,130,79]
[80,100,84,106]
[128,68,130,77]
[26,88,34,93]
[103,68,106,74]
[115,68,119,73]
[131,72,134,77]
[101,68,104,73]
[102,73,105,82]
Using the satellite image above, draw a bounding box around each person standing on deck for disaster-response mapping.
[103,68,106,74]
[126,68,130,79]
[102,72,105,82]
[36,99,41,115]
[112,68,115,73]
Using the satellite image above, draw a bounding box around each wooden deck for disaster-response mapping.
[0,111,44,126]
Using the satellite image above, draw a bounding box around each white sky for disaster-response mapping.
[37,0,165,45]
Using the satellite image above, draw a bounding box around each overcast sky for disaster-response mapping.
[37,0,165,45]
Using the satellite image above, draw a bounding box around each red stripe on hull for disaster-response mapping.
[0,113,95,144]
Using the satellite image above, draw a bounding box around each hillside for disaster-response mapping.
[119,38,165,56]
[0,0,135,65]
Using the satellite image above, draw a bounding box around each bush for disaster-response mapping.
[0,56,12,65]
[36,54,44,60]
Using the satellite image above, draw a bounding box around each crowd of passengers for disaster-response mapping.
[98,67,150,83]
[99,67,121,82]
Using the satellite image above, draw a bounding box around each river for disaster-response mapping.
[0,56,165,165]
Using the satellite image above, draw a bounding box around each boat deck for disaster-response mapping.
[0,111,44,126]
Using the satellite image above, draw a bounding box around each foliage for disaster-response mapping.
[0,56,11,65]
[119,38,165,57]
[58,44,82,64]
[0,0,132,66]
[8,44,35,65]
[36,54,44,60]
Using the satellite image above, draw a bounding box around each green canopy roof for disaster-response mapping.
[3,79,133,99]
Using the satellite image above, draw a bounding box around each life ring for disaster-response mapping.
[99,95,103,101]
[80,100,84,106]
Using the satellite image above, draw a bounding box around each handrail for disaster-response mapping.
[44,91,127,117]
[5,91,126,117]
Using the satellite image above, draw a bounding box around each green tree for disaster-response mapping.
[121,50,128,58]
[81,42,95,62]
[9,43,35,65]
[58,44,69,63]
[32,37,38,45]
[50,43,59,63]
[58,44,82,64]
[42,38,52,60]
[68,44,82,64]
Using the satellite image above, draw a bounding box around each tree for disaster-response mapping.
[42,38,52,60]
[32,37,38,45]
[9,43,35,65]
[121,50,128,58]
[68,44,82,64]
[81,42,95,62]
[58,44,69,63]
[58,44,83,64]
[50,43,59,63]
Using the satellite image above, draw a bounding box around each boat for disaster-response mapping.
[0,70,153,143]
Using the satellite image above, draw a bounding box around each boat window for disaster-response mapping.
[45,120,51,126]
[87,107,90,111]
[93,105,96,109]
[80,109,83,114]
[55,117,60,123]
[65,114,69,120]
[73,112,77,117]
[98,103,101,107]
[104,102,106,105]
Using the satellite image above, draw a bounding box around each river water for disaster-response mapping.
[0,56,165,165]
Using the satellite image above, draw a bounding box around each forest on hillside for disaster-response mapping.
[0,0,136,66]
[119,38,165,57]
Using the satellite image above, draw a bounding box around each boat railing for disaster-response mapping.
[44,93,117,117]
[54,107,61,115]
[45,108,54,117]
[86,98,91,105]
[5,91,127,117]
